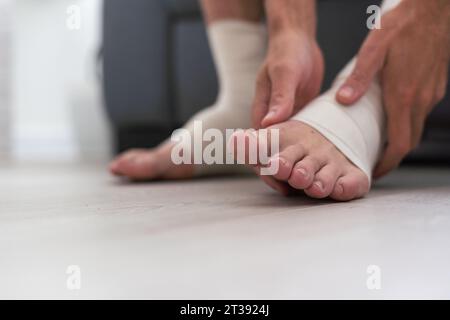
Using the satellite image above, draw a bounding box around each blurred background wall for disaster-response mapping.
[7,0,110,163]
[0,0,11,160]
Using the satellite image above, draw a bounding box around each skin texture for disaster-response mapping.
[252,0,324,129]
[336,0,450,178]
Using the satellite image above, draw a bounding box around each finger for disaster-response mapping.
[336,29,388,105]
[261,66,299,128]
[373,94,412,178]
[252,68,271,129]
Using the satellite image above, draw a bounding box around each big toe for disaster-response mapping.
[330,168,369,201]
[110,150,141,175]
[110,150,161,180]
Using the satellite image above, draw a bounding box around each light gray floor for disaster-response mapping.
[1,163,449,299]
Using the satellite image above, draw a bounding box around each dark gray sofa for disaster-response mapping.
[102,0,450,162]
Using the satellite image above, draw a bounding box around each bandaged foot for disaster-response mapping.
[238,59,384,200]
[233,120,371,201]
[292,59,385,185]
[237,58,384,200]
[110,21,266,180]
[236,0,401,200]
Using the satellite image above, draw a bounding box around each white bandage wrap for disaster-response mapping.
[292,60,384,182]
[179,20,267,175]
[292,0,401,183]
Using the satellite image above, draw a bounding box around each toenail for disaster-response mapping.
[313,180,324,191]
[336,183,344,194]
[297,167,308,178]
[277,157,287,167]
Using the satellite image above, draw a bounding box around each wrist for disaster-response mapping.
[265,0,317,38]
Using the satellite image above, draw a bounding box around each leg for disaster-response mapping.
[200,0,263,25]
[110,0,265,180]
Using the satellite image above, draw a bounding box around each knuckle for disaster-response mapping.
[360,43,384,64]
[271,92,293,105]
[270,63,291,76]
[295,143,306,155]
[350,69,368,84]
[396,87,416,108]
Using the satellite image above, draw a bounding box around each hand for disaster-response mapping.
[336,0,450,178]
[252,30,324,129]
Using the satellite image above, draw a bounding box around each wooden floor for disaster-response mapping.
[1,163,450,299]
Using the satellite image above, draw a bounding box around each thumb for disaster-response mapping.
[261,67,299,128]
[336,30,387,105]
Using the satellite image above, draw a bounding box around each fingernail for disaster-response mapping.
[339,86,354,99]
[263,110,277,121]
[313,180,324,190]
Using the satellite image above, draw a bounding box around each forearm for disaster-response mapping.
[265,0,317,37]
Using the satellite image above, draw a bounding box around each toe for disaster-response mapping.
[288,156,322,190]
[269,144,306,180]
[109,160,122,175]
[109,150,142,175]
[330,169,370,201]
[111,150,162,180]
[305,164,342,199]
[253,165,291,196]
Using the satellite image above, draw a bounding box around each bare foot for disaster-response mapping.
[234,120,370,201]
[109,143,194,181]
